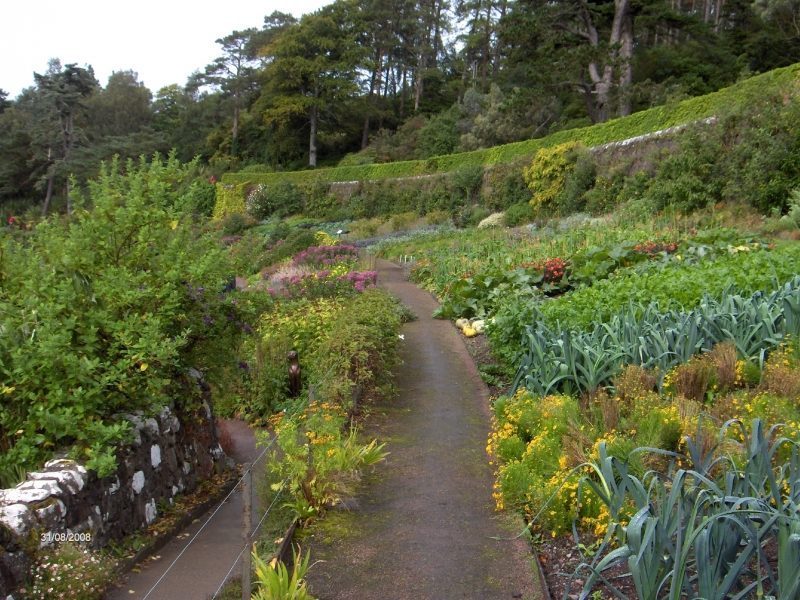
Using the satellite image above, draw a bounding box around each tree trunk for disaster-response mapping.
[714,0,725,32]
[309,103,318,168]
[232,102,240,156]
[42,174,54,216]
[582,0,631,122]
[361,49,383,149]
[399,68,407,119]
[432,0,443,67]
[492,0,508,78]
[618,9,634,117]
[414,56,425,112]
[481,0,495,89]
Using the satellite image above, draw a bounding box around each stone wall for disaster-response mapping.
[0,401,229,597]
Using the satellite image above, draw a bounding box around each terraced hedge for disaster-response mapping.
[222,63,800,188]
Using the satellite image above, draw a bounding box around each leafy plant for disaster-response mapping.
[513,277,800,397]
[0,156,248,477]
[523,141,584,213]
[266,403,386,518]
[573,419,800,600]
[251,547,315,600]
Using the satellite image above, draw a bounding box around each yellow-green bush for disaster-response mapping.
[523,141,584,213]
[212,182,246,220]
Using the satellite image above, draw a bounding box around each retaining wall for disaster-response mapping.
[0,399,229,597]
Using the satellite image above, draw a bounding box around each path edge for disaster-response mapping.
[388,259,554,600]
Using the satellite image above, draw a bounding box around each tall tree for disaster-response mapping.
[202,28,260,156]
[86,70,152,138]
[32,60,98,214]
[259,3,363,167]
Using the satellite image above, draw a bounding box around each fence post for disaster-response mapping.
[241,464,252,600]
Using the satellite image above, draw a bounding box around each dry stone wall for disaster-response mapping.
[0,402,229,597]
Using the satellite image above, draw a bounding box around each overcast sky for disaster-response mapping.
[1,0,331,99]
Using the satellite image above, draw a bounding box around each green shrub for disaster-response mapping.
[483,165,530,211]
[176,179,216,217]
[213,182,246,220]
[222,212,249,235]
[301,179,339,219]
[453,205,492,229]
[558,150,597,213]
[503,202,536,226]
[388,211,418,232]
[524,141,585,214]
[246,181,305,220]
[782,188,800,227]
[451,164,485,203]
[308,289,404,407]
[263,229,318,265]
[0,157,245,478]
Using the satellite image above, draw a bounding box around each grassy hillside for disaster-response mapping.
[222,63,800,188]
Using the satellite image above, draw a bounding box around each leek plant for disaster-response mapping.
[572,419,800,600]
[513,276,800,396]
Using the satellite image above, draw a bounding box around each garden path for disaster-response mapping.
[107,419,260,600]
[302,259,538,599]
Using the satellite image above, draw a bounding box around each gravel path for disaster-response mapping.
[302,259,538,600]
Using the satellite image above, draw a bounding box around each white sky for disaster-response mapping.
[1,0,331,99]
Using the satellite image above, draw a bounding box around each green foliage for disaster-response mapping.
[559,151,597,214]
[251,548,315,600]
[482,163,530,211]
[262,229,318,266]
[434,266,542,320]
[512,276,800,396]
[489,391,582,533]
[523,141,584,213]
[416,108,460,158]
[452,205,491,229]
[451,163,485,203]
[246,181,305,220]
[222,213,250,235]
[782,188,800,227]
[541,243,800,329]
[267,402,386,519]
[308,289,403,408]
[502,202,536,226]
[175,179,217,217]
[0,156,245,478]
[213,182,247,220]
[221,64,800,189]
[577,420,800,600]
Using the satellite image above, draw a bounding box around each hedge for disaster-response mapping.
[222,63,800,189]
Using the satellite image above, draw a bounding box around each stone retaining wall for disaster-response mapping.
[0,401,229,597]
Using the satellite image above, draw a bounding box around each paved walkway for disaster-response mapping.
[107,419,260,600]
[303,260,537,599]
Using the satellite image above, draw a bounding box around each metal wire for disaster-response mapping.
[209,481,288,600]
[139,435,277,600]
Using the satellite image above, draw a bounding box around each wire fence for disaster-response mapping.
[140,434,285,600]
[209,480,288,600]
[138,372,331,599]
